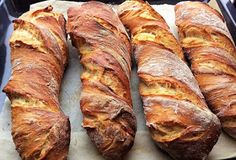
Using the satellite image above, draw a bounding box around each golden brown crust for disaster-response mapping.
[3,6,70,160]
[175,1,236,138]
[119,0,221,160]
[118,0,184,61]
[66,1,136,159]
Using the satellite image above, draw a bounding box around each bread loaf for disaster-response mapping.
[3,6,70,160]
[118,0,221,159]
[175,1,236,138]
[67,1,136,159]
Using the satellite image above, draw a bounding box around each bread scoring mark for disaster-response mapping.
[3,6,70,159]
[138,46,203,99]
[175,1,236,138]
[119,1,221,159]
[67,2,136,159]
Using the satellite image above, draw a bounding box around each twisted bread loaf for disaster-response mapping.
[3,6,70,160]
[118,0,221,160]
[67,1,136,159]
[175,1,236,138]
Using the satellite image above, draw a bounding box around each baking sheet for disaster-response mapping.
[0,0,236,159]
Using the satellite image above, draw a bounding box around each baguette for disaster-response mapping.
[66,2,136,159]
[175,1,236,138]
[3,6,70,160]
[118,0,221,160]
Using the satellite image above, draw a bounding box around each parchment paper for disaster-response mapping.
[1,1,236,159]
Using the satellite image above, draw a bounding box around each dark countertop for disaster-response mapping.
[0,0,14,112]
